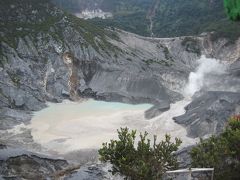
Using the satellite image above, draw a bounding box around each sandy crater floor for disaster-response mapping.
[27,99,196,154]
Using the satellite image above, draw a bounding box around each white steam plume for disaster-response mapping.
[184,55,226,97]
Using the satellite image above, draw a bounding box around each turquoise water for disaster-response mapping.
[29,99,152,153]
[29,99,196,154]
[36,99,152,117]
[79,100,151,110]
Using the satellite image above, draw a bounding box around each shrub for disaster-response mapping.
[224,0,240,21]
[99,127,182,180]
[191,115,240,180]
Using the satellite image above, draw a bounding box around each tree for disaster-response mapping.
[191,115,240,180]
[224,0,240,21]
[98,127,182,180]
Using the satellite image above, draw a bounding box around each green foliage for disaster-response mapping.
[0,0,63,48]
[228,115,240,130]
[53,0,240,42]
[0,0,121,58]
[99,127,182,180]
[224,0,240,21]
[207,19,240,44]
[66,12,121,56]
[191,115,240,180]
[91,11,150,37]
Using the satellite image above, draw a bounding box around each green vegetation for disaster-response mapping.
[0,0,63,48]
[53,0,152,36]
[151,0,240,42]
[99,127,182,180]
[53,0,240,42]
[163,47,175,62]
[224,0,240,21]
[191,115,240,180]
[0,0,121,57]
[65,12,122,56]
[91,11,150,37]
[1,16,62,48]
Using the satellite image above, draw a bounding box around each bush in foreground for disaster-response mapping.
[191,115,240,180]
[98,127,182,180]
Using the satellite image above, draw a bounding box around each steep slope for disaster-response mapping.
[53,0,240,41]
[1,0,240,143]
[1,0,240,178]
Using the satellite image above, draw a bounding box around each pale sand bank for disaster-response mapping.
[28,99,197,154]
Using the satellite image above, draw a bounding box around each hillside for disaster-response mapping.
[1,0,240,179]
[1,0,239,152]
[52,0,240,41]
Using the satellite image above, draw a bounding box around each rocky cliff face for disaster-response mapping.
[0,144,83,179]
[1,0,240,150]
[0,0,240,178]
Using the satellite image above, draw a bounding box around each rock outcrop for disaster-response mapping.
[0,0,240,179]
[174,91,240,138]
[0,145,80,179]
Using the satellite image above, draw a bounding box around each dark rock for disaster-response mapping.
[0,154,70,179]
[163,170,213,180]
[65,164,105,180]
[0,107,32,130]
[174,91,240,138]
[229,58,240,76]
[145,101,170,119]
[64,163,123,180]
[176,146,194,169]
[0,0,240,179]
[62,89,70,97]
[0,144,7,149]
